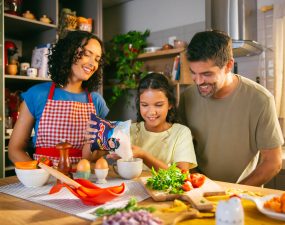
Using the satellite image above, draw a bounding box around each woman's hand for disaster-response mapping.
[106,152,120,160]
[84,119,98,144]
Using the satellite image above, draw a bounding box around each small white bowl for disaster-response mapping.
[144,47,161,53]
[15,168,50,187]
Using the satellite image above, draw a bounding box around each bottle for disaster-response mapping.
[56,140,72,183]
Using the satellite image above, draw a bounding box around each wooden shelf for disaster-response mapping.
[138,48,185,59]
[5,74,51,81]
[1,0,103,178]
[5,13,57,39]
[5,166,15,171]
[138,48,192,85]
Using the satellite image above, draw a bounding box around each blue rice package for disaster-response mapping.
[90,113,133,160]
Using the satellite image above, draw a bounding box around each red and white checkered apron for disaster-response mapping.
[34,82,96,165]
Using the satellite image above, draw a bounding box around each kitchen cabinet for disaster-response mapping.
[265,170,285,191]
[137,48,193,104]
[0,0,103,178]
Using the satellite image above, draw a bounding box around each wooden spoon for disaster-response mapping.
[39,162,80,188]
[38,162,104,197]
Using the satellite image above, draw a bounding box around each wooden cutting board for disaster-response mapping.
[139,176,226,211]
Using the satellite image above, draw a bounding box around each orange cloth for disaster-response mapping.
[177,195,285,225]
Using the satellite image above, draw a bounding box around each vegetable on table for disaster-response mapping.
[15,157,53,169]
[146,164,206,194]
[102,210,162,225]
[37,157,53,167]
[264,193,285,213]
[49,178,125,206]
[93,197,155,217]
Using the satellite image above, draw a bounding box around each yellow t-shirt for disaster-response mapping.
[130,122,197,170]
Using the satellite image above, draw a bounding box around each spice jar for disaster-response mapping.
[56,140,72,183]
[77,17,92,32]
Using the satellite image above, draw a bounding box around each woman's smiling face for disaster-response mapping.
[139,89,172,132]
[71,38,102,82]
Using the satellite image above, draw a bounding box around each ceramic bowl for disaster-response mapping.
[144,47,161,53]
[15,168,50,187]
[174,40,187,48]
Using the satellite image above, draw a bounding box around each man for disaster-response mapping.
[179,30,284,186]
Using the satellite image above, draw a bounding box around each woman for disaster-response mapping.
[8,30,108,165]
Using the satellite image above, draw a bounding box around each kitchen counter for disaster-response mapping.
[1,175,285,225]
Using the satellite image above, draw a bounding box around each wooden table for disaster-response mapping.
[0,175,284,225]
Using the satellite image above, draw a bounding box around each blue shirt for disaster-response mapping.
[21,82,109,146]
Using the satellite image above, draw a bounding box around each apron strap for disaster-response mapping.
[86,88,93,103]
[49,83,93,103]
[48,82,56,100]
[36,147,82,157]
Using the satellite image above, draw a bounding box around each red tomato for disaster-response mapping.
[181,169,189,174]
[185,173,192,182]
[182,181,193,192]
[190,173,206,188]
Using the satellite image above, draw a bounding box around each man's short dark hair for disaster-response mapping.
[187,30,233,68]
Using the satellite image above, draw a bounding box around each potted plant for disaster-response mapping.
[104,30,150,107]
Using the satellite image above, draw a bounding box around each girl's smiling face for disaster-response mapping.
[139,89,172,132]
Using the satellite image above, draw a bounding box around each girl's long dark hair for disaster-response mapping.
[136,73,178,123]
[48,30,105,92]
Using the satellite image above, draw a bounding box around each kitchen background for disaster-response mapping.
[102,0,285,190]
[103,0,284,131]
[2,0,284,188]
[104,0,271,90]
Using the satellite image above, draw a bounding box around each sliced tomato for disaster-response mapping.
[38,157,53,167]
[49,184,64,194]
[107,183,125,194]
[75,178,101,189]
[190,173,206,188]
[58,182,125,206]
[181,181,193,192]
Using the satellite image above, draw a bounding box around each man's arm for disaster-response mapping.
[239,146,282,186]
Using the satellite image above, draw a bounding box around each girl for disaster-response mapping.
[131,72,197,171]
[9,31,108,165]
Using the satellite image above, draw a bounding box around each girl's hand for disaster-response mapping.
[84,120,98,144]
[131,145,144,159]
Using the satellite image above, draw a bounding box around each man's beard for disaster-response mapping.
[196,83,217,98]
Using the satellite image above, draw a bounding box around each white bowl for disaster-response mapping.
[15,168,50,187]
[144,47,161,53]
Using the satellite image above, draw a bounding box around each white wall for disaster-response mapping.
[103,0,205,41]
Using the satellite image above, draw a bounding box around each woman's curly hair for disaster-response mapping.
[136,72,178,123]
[48,30,105,92]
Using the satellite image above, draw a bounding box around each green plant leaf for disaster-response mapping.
[104,29,150,107]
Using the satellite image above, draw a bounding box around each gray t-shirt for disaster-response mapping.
[179,75,284,183]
